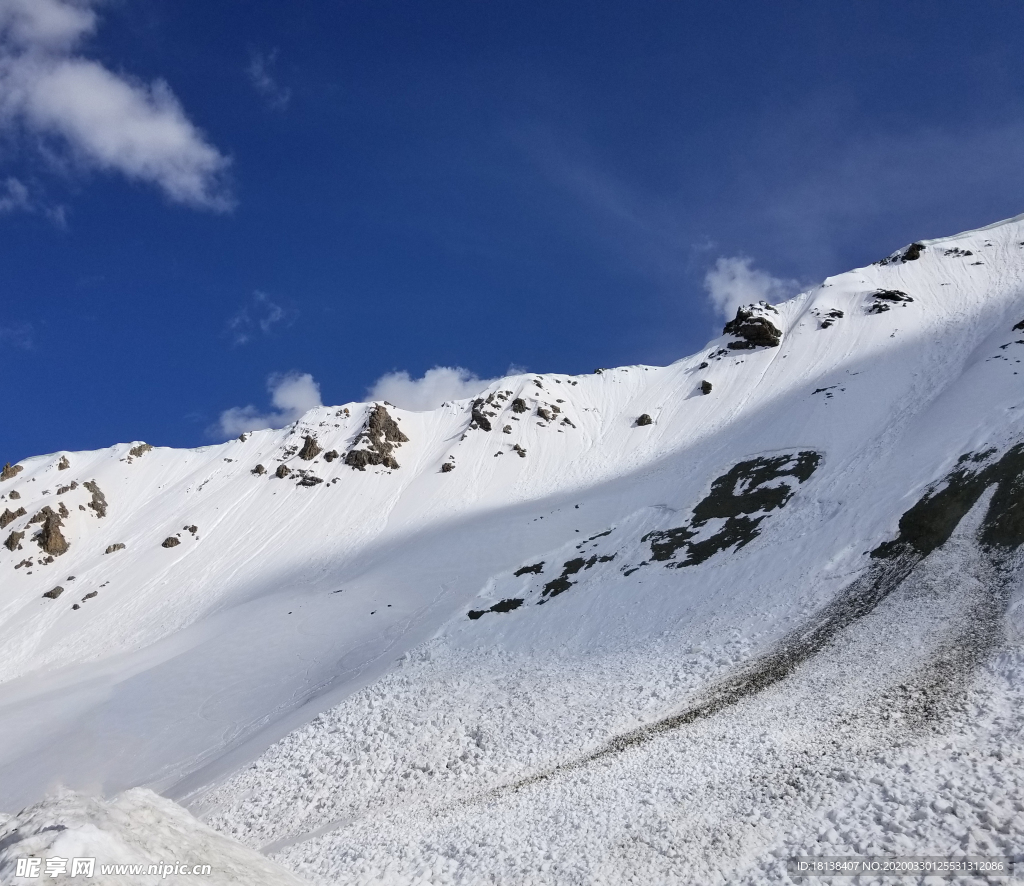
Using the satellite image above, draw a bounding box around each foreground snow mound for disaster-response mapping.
[0,788,307,885]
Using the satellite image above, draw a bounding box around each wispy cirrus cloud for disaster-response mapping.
[0,321,32,350]
[227,291,292,346]
[0,0,232,209]
[247,48,290,111]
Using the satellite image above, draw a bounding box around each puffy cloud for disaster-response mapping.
[247,49,290,110]
[214,372,322,438]
[366,366,496,411]
[703,256,800,320]
[0,0,231,209]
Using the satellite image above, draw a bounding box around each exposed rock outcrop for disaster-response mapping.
[161,537,180,548]
[105,543,126,554]
[440,461,454,473]
[723,304,782,349]
[251,464,266,475]
[128,443,153,459]
[0,507,25,529]
[701,380,713,395]
[83,481,107,518]
[1,463,23,481]
[470,399,493,432]
[323,450,339,462]
[57,456,70,470]
[275,465,290,479]
[511,398,527,414]
[345,405,409,471]
[635,414,652,426]
[42,586,64,600]
[298,435,322,461]
[38,515,69,556]
[4,530,24,551]
[8,490,20,500]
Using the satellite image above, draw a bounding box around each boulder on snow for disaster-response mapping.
[275,464,290,479]
[323,450,339,462]
[441,461,455,473]
[42,586,64,600]
[511,398,527,414]
[128,443,153,459]
[105,543,126,554]
[635,414,653,426]
[701,380,713,395]
[8,490,20,499]
[4,530,24,551]
[161,536,180,548]
[57,455,70,470]
[251,464,266,475]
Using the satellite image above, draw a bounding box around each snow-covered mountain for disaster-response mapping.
[2,214,1024,884]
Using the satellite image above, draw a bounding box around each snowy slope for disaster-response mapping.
[2,215,1024,884]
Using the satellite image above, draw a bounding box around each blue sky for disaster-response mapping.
[2,1,1024,462]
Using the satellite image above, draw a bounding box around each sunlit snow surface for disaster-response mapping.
[2,216,1024,883]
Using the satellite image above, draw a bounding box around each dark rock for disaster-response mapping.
[1,463,23,481]
[511,398,527,414]
[701,380,713,395]
[1013,320,1024,332]
[902,242,925,261]
[345,404,408,470]
[440,462,455,473]
[83,481,107,517]
[4,530,24,551]
[1,458,22,481]
[184,525,198,534]
[83,591,97,600]
[105,543,126,554]
[467,598,524,619]
[29,506,56,525]
[642,451,821,567]
[57,456,70,470]
[537,407,553,422]
[8,490,19,499]
[39,516,69,555]
[58,503,69,518]
[867,303,891,314]
[298,435,322,461]
[512,444,527,458]
[503,425,512,434]
[698,361,709,369]
[470,399,493,432]
[723,306,782,349]
[251,464,266,475]
[275,464,291,479]
[161,536,180,548]
[636,414,653,426]
[323,450,339,462]
[57,482,78,495]
[42,586,64,599]
[297,475,323,486]
[514,562,544,576]
[872,289,913,303]
[0,507,25,528]
[128,443,153,459]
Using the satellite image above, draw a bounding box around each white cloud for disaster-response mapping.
[228,291,289,346]
[366,366,496,411]
[214,372,322,438]
[703,256,800,320]
[247,49,290,110]
[0,0,231,209]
